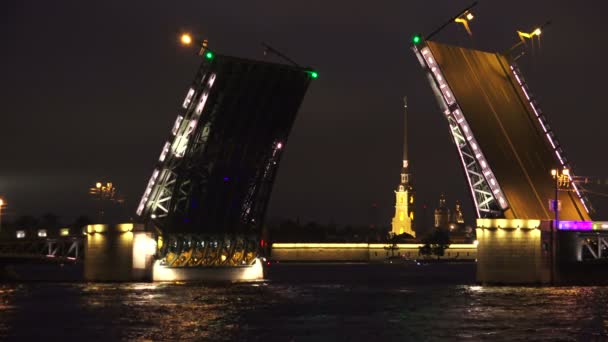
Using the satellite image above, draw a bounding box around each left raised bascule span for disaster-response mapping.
[135,47,313,276]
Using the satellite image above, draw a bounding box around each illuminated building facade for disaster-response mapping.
[391,97,415,237]
[434,196,467,232]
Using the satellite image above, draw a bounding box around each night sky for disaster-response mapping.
[2,1,608,228]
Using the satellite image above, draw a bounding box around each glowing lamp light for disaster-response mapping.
[96,182,102,189]
[533,28,541,36]
[180,33,193,45]
[276,142,283,149]
[412,35,422,45]
[205,51,214,60]
[0,198,4,207]
[466,12,474,21]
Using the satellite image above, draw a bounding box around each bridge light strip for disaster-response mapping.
[171,116,183,136]
[171,73,217,159]
[137,72,219,216]
[477,218,541,229]
[182,88,195,109]
[136,168,160,215]
[158,142,170,162]
[418,46,509,212]
[510,65,590,214]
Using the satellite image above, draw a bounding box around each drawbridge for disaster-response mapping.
[413,40,590,221]
[136,49,314,267]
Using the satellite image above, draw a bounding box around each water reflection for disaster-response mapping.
[0,282,608,340]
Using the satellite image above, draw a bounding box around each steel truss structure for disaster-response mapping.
[0,237,82,261]
[136,50,313,266]
[580,233,608,260]
[414,45,505,218]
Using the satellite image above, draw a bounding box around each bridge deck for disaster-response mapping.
[427,41,589,220]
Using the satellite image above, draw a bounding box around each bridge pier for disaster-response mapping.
[476,219,553,284]
[84,223,156,282]
[477,219,608,284]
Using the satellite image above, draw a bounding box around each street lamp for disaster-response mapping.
[518,27,542,41]
[179,32,211,58]
[551,168,570,227]
[180,33,193,45]
[0,198,4,232]
[454,10,475,35]
[90,181,119,223]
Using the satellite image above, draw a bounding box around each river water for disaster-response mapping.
[0,263,607,341]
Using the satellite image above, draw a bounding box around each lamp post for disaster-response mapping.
[0,198,4,233]
[550,168,571,283]
[551,168,570,228]
[179,33,211,57]
[90,181,118,223]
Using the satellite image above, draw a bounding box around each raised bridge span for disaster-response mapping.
[415,40,590,221]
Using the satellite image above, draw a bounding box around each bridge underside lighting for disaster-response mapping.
[477,218,541,229]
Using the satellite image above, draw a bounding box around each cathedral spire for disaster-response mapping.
[400,96,410,187]
[392,96,415,238]
[401,96,409,187]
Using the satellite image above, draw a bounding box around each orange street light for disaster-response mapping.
[0,197,4,232]
[180,33,193,45]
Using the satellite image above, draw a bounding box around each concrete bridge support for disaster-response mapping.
[84,223,156,281]
[476,219,552,284]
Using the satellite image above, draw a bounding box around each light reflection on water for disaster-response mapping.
[0,281,608,340]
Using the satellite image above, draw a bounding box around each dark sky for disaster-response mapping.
[1,1,608,228]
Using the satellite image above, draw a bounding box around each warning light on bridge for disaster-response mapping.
[205,51,214,60]
[412,35,422,45]
[307,71,318,79]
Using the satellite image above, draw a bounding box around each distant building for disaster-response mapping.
[433,195,473,241]
[391,97,415,237]
[453,200,465,224]
[434,194,451,229]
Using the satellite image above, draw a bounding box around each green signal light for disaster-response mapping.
[205,51,214,60]
[306,71,318,79]
[412,35,422,45]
